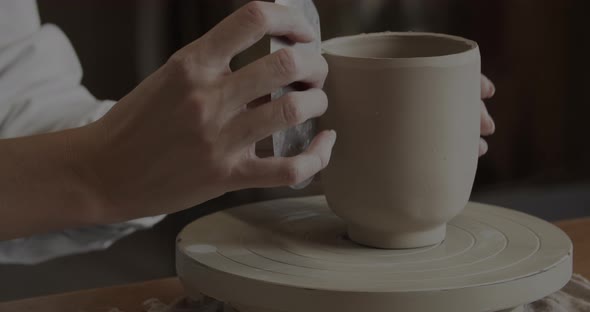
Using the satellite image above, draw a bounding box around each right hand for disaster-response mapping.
[479,74,496,156]
[80,1,335,221]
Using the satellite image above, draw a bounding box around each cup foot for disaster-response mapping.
[347,224,446,249]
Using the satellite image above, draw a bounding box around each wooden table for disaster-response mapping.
[1,218,588,312]
[554,217,590,278]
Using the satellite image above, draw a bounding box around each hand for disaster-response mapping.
[80,2,334,222]
[479,74,496,156]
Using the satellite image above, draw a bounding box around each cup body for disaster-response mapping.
[320,32,481,248]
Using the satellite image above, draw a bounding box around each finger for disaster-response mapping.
[480,100,495,136]
[223,48,328,108]
[240,130,336,188]
[228,89,328,149]
[479,138,488,157]
[199,1,315,66]
[247,95,270,110]
[481,74,496,99]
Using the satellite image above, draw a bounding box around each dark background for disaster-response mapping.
[1,0,588,302]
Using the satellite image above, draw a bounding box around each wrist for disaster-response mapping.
[63,122,114,225]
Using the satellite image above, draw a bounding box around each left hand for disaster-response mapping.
[479,74,496,156]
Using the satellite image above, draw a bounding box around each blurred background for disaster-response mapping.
[2,0,589,301]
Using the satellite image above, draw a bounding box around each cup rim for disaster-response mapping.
[321,32,479,67]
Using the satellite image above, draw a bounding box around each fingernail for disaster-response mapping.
[485,109,495,133]
[482,104,495,133]
[330,130,337,142]
[489,81,496,97]
[488,116,496,133]
[479,138,488,156]
[482,75,496,98]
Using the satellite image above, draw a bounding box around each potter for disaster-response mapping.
[321,32,481,249]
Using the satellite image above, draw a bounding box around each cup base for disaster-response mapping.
[347,224,446,249]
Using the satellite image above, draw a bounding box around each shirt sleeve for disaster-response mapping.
[0,24,115,137]
[0,2,164,264]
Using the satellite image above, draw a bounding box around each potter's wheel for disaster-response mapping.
[176,196,572,312]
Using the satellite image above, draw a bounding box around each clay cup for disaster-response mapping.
[320,32,481,249]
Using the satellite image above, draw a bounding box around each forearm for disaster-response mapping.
[0,126,103,240]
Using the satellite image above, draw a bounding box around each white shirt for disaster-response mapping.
[0,0,164,264]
